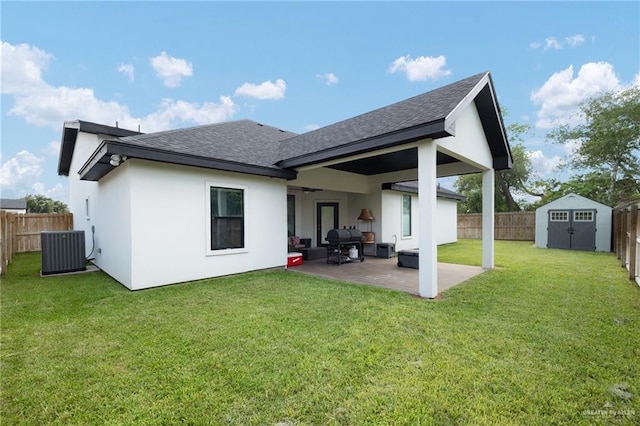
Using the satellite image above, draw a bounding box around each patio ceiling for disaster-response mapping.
[325,147,458,176]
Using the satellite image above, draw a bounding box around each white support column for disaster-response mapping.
[482,168,495,269]
[418,140,438,298]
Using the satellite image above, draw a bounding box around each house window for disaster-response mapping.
[550,211,568,222]
[574,210,594,222]
[287,194,295,237]
[209,186,244,251]
[402,194,412,237]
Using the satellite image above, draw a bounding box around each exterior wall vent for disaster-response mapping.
[41,231,86,275]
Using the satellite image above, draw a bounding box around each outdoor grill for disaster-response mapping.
[325,228,363,244]
[325,228,365,265]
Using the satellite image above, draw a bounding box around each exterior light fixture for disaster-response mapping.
[109,154,127,167]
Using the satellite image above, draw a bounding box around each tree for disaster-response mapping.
[455,114,541,212]
[529,170,640,209]
[25,195,69,213]
[548,86,640,206]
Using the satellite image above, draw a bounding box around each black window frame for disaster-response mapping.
[209,186,245,251]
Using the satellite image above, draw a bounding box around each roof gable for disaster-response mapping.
[58,120,142,176]
[276,71,511,171]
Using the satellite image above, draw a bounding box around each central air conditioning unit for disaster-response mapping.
[41,231,86,275]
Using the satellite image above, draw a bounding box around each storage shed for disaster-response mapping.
[535,193,612,252]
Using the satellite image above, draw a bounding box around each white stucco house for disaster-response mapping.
[379,181,465,249]
[58,71,511,297]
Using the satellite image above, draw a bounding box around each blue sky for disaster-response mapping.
[1,1,638,204]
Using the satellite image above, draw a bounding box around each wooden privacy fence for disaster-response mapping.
[0,212,74,275]
[612,199,640,284]
[458,212,536,241]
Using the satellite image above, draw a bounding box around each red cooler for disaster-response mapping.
[287,252,303,267]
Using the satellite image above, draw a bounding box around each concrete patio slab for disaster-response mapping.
[286,255,484,296]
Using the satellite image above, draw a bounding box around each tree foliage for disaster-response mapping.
[25,195,69,213]
[529,170,640,209]
[548,85,640,205]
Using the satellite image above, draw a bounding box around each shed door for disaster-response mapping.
[570,210,597,251]
[547,210,571,249]
[547,209,596,251]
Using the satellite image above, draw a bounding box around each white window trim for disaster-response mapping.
[205,181,248,256]
[573,210,594,222]
[401,193,412,239]
[550,211,569,222]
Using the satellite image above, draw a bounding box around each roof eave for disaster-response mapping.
[277,119,449,170]
[57,120,143,176]
[78,141,297,181]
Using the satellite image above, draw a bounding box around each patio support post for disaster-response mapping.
[418,140,438,298]
[482,168,495,269]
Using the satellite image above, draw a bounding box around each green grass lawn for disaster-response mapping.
[1,240,639,425]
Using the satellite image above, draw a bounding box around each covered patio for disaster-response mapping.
[279,71,512,298]
[287,256,484,296]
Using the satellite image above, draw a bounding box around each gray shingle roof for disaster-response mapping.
[113,120,296,170]
[276,72,488,165]
[69,71,510,182]
[0,198,27,210]
[382,181,466,201]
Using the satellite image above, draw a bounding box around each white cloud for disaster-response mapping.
[234,79,287,100]
[565,34,585,47]
[304,124,319,132]
[0,150,44,193]
[316,72,338,86]
[118,63,134,81]
[1,41,51,95]
[150,51,193,88]
[544,37,562,50]
[563,139,582,157]
[42,140,61,157]
[9,85,134,128]
[388,55,451,82]
[2,41,237,133]
[531,34,586,51]
[527,150,562,174]
[0,150,69,203]
[31,181,68,202]
[139,96,237,132]
[530,62,622,128]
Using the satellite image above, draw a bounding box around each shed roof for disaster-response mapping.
[536,193,613,210]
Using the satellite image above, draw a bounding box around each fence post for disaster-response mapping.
[629,206,638,281]
[614,209,622,259]
[0,211,6,276]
